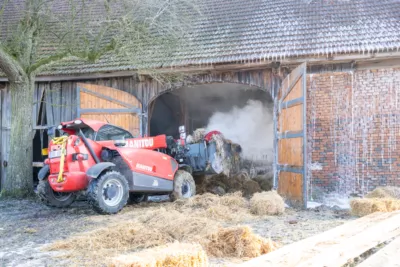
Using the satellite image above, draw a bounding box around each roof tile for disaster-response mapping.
[0,0,399,75]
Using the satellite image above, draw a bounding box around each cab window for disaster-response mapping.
[81,127,95,140]
[95,125,133,141]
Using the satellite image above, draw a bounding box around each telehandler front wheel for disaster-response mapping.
[37,180,77,208]
[170,170,196,201]
[88,171,129,214]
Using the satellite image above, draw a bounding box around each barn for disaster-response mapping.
[0,0,400,207]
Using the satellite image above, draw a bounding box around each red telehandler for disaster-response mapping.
[37,119,195,214]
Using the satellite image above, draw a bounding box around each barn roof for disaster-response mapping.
[1,0,400,76]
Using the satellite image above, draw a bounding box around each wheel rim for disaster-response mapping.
[181,180,192,198]
[53,191,73,201]
[102,178,124,206]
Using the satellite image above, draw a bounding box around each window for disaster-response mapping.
[95,125,133,141]
[81,127,96,140]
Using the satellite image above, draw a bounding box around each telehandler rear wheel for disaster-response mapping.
[88,171,129,214]
[37,180,77,208]
[170,170,196,201]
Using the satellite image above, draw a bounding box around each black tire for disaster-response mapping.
[128,193,148,205]
[170,170,196,201]
[87,171,129,214]
[37,180,77,208]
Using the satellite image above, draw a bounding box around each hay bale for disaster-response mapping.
[192,128,206,143]
[365,186,400,199]
[110,242,208,267]
[250,191,285,215]
[205,226,278,258]
[350,198,400,217]
[210,133,231,176]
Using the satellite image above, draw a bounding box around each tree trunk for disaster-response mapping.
[1,76,35,197]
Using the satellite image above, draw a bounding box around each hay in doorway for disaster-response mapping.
[109,242,208,267]
[196,172,263,197]
[252,174,274,191]
[250,191,285,216]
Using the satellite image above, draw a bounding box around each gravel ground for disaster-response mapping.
[0,197,353,267]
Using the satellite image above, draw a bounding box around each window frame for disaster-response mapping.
[94,124,134,141]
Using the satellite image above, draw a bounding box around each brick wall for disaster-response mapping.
[306,68,400,199]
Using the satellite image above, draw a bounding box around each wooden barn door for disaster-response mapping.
[274,63,307,208]
[77,83,142,136]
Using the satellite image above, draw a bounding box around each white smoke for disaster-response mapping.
[205,100,274,162]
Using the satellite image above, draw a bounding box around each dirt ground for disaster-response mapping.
[0,197,353,267]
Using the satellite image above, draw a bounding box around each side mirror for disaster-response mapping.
[114,140,127,147]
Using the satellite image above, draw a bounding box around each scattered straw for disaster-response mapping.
[205,226,278,258]
[47,221,172,262]
[139,208,220,241]
[365,186,400,199]
[250,191,285,216]
[47,208,218,265]
[177,192,247,209]
[47,193,281,265]
[109,242,208,267]
[350,198,400,217]
[173,192,253,222]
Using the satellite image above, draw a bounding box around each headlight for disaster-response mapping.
[74,119,82,125]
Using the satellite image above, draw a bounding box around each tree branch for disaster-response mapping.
[0,46,25,82]
[28,52,69,74]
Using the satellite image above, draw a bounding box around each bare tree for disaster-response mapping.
[0,0,197,197]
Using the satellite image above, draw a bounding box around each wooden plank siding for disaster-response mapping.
[0,85,10,188]
[38,68,278,132]
[77,83,142,136]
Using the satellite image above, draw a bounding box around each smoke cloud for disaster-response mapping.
[205,100,274,162]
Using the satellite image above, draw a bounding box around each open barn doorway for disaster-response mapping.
[148,83,275,195]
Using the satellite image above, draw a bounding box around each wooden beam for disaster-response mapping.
[1,52,400,82]
[236,211,400,267]
[356,58,400,70]
[357,236,400,267]
[297,212,400,267]
[33,126,50,130]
